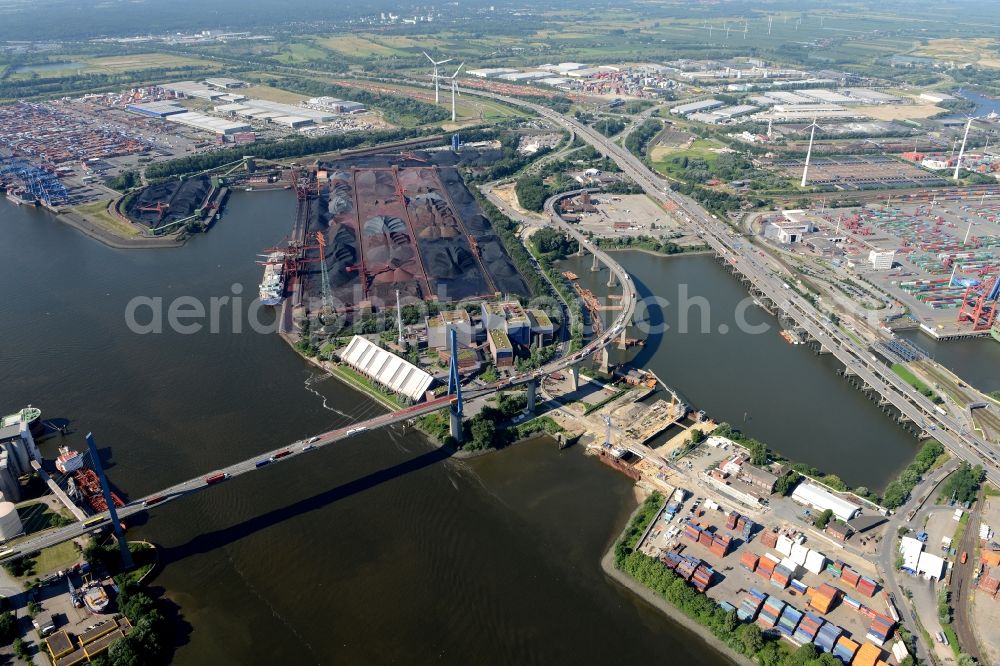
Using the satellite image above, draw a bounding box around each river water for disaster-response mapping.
[0,195,732,665]
[559,251,927,492]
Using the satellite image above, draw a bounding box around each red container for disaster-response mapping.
[741,552,759,571]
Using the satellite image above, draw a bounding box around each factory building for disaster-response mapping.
[305,97,366,114]
[898,536,947,580]
[125,101,186,118]
[487,329,514,368]
[159,81,225,101]
[214,98,337,128]
[0,406,40,469]
[790,482,862,522]
[526,309,554,346]
[426,310,476,349]
[204,77,247,89]
[339,336,434,403]
[165,112,251,136]
[481,301,530,346]
[868,250,896,271]
[670,99,724,116]
[0,450,20,502]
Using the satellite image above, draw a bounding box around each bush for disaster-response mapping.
[0,611,16,645]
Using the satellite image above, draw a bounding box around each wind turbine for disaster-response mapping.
[423,52,452,104]
[447,62,464,122]
[953,115,974,182]
[801,118,820,187]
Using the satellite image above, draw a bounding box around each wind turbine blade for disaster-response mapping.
[438,58,453,66]
[423,51,434,63]
[452,62,465,78]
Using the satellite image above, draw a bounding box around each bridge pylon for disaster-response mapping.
[85,433,133,571]
[447,328,464,442]
[607,270,617,288]
[591,253,600,272]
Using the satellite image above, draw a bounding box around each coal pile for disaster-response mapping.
[125,176,212,228]
[309,152,528,311]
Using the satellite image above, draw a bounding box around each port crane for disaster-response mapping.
[137,201,170,226]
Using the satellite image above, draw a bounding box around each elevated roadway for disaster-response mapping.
[454,86,999,488]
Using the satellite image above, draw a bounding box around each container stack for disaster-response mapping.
[814,622,843,653]
[777,534,795,557]
[740,551,759,572]
[856,576,879,598]
[698,529,714,549]
[789,579,809,594]
[833,635,859,664]
[757,554,779,580]
[756,595,785,630]
[776,605,803,638]
[840,566,862,588]
[853,642,883,666]
[790,542,810,568]
[682,521,701,543]
[739,515,755,542]
[771,564,793,589]
[710,534,732,558]
[726,511,739,530]
[809,582,842,614]
[691,564,714,593]
[843,595,863,611]
[761,530,779,549]
[792,611,825,645]
[866,615,896,646]
[675,556,698,582]
[737,588,767,622]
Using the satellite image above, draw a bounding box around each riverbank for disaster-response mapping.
[600,499,752,666]
[58,206,185,249]
[597,245,713,258]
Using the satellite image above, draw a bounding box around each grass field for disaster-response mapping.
[74,199,140,238]
[33,542,80,575]
[316,35,403,57]
[274,42,330,64]
[913,38,1000,69]
[650,137,726,178]
[892,363,935,395]
[83,53,218,73]
[17,499,73,535]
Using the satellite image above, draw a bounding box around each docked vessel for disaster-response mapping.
[4,186,37,206]
[258,252,287,306]
[55,446,85,474]
[82,584,109,613]
[61,448,126,514]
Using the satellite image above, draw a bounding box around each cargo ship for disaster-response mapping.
[59,448,125,514]
[258,252,287,306]
[4,186,37,206]
[55,446,85,474]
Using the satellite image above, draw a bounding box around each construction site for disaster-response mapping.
[294,150,527,315]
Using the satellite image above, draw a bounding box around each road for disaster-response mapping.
[453,85,1000,490]
[875,459,959,664]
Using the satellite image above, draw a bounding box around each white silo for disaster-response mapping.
[0,502,22,541]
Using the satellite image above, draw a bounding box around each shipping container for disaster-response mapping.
[833,636,859,663]
[740,552,760,572]
[790,579,809,594]
[815,623,843,653]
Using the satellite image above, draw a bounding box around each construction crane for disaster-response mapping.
[957,275,1000,332]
